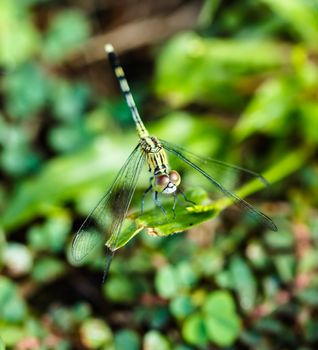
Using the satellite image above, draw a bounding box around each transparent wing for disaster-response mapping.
[160,139,277,232]
[160,139,268,191]
[72,144,146,265]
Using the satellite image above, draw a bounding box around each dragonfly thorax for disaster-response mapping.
[152,170,181,194]
[140,136,162,153]
[140,136,168,174]
[140,136,181,194]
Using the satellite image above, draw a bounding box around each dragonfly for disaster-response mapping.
[72,44,277,282]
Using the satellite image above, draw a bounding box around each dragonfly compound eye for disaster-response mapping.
[169,170,181,186]
[155,174,170,186]
[154,174,170,191]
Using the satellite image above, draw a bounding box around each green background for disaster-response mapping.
[1,0,318,349]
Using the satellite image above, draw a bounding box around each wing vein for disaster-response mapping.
[71,144,146,262]
[161,139,277,232]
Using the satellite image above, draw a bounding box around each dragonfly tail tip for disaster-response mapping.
[104,43,114,54]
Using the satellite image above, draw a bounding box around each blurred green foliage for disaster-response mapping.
[1,0,318,349]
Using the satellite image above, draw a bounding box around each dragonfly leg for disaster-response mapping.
[179,190,196,205]
[154,191,167,216]
[102,249,115,284]
[172,192,177,219]
[141,184,153,214]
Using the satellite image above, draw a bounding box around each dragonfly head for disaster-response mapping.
[153,170,181,194]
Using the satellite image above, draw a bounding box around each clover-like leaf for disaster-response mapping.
[203,290,241,347]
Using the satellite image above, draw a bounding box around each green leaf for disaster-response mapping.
[155,265,180,299]
[195,249,224,276]
[150,111,224,156]
[234,78,295,141]
[298,249,318,274]
[134,306,170,330]
[170,295,196,320]
[246,241,269,269]
[0,277,28,323]
[118,203,217,247]
[182,312,208,346]
[151,308,171,329]
[3,243,33,275]
[106,217,144,251]
[2,63,49,119]
[261,0,318,46]
[304,319,318,342]
[48,124,91,153]
[1,143,40,176]
[0,122,41,176]
[299,102,318,144]
[43,9,90,62]
[0,325,25,347]
[176,261,199,289]
[203,290,236,313]
[0,337,5,350]
[24,317,46,339]
[115,330,140,350]
[234,148,310,203]
[80,319,113,349]
[265,229,294,249]
[229,255,257,312]
[215,271,234,289]
[155,32,288,107]
[255,317,285,335]
[31,257,65,282]
[27,214,71,253]
[0,0,39,68]
[143,331,171,350]
[1,136,136,230]
[50,80,91,122]
[203,290,241,346]
[50,306,75,332]
[273,254,295,283]
[297,288,318,307]
[104,275,138,303]
[175,346,193,350]
[72,303,91,322]
[198,0,221,28]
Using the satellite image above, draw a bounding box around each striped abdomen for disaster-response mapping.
[105,44,149,138]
